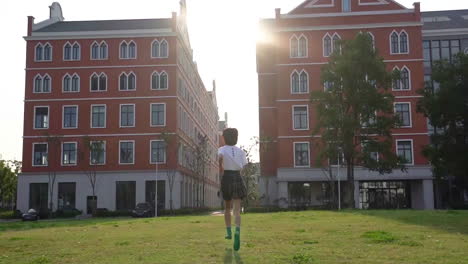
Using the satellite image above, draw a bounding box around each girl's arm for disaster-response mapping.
[219,156,224,175]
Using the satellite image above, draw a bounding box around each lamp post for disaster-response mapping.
[155,160,158,217]
[337,147,342,210]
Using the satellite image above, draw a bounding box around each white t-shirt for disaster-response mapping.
[218,145,248,171]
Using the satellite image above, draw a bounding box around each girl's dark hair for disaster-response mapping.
[223,128,238,146]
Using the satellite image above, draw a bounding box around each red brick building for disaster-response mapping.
[18,1,221,214]
[257,0,434,209]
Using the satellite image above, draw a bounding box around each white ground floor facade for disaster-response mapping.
[258,166,435,210]
[17,170,222,214]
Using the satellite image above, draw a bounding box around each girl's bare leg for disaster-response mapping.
[232,199,241,227]
[224,200,232,227]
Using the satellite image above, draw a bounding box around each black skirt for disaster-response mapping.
[221,170,247,201]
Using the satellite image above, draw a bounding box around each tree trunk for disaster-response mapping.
[347,161,355,209]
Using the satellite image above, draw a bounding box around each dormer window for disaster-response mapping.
[120,41,136,59]
[35,43,52,62]
[64,42,80,61]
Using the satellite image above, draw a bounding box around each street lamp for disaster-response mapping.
[337,147,342,210]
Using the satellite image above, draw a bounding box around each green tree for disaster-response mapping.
[312,33,405,208]
[240,138,260,209]
[0,160,21,209]
[417,53,468,208]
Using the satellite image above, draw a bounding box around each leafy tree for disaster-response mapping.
[161,131,176,212]
[312,33,405,208]
[417,53,468,207]
[240,138,260,209]
[193,133,209,207]
[0,160,21,209]
[44,134,62,216]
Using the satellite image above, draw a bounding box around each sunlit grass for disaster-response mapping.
[0,210,467,264]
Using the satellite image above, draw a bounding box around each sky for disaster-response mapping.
[0,0,466,162]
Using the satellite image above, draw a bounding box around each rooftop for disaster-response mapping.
[422,9,468,31]
[33,18,172,32]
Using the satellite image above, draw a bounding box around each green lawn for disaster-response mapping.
[0,210,467,264]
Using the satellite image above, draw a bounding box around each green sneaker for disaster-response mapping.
[233,227,240,251]
[225,227,232,240]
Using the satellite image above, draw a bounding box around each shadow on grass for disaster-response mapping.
[223,248,244,264]
[338,209,468,235]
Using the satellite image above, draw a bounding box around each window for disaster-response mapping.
[120,41,136,59]
[58,183,76,209]
[64,43,71,60]
[33,143,48,166]
[91,105,106,128]
[291,70,308,94]
[119,72,136,91]
[90,73,107,91]
[324,81,333,92]
[34,106,49,129]
[362,141,379,161]
[393,67,411,91]
[33,74,51,93]
[119,141,135,164]
[35,43,52,62]
[423,41,431,67]
[62,142,77,165]
[151,72,168,90]
[395,103,411,127]
[152,39,169,58]
[150,140,166,164]
[293,106,308,130]
[91,41,108,60]
[120,104,135,127]
[424,39,461,68]
[396,140,413,165]
[72,43,80,60]
[64,42,80,61]
[151,103,165,126]
[160,40,168,57]
[342,0,351,12]
[152,40,160,58]
[116,181,136,210]
[63,106,78,129]
[63,74,79,92]
[294,142,310,167]
[332,34,341,54]
[361,110,377,127]
[390,31,409,54]
[323,34,332,57]
[290,35,307,58]
[90,141,105,165]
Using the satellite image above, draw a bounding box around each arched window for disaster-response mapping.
[99,74,107,91]
[43,44,52,61]
[298,36,307,57]
[392,67,401,90]
[160,72,168,89]
[71,75,79,92]
[323,34,332,57]
[366,32,375,50]
[72,43,80,60]
[291,71,300,93]
[151,72,160,90]
[400,31,408,53]
[119,73,128,90]
[34,75,42,93]
[332,34,341,54]
[91,74,99,91]
[152,40,160,58]
[391,32,399,54]
[63,74,71,92]
[120,42,128,58]
[290,36,298,57]
[35,44,43,61]
[160,40,168,58]
[100,42,108,59]
[64,43,72,60]
[91,73,107,91]
[300,71,308,93]
[91,42,99,59]
[43,75,51,92]
[128,42,136,59]
[128,73,136,90]
[400,67,410,90]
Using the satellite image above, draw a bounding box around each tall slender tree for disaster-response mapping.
[44,134,62,216]
[312,33,405,208]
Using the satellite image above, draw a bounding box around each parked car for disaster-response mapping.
[22,209,39,221]
[132,203,155,217]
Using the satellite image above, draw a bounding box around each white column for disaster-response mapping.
[277,181,288,208]
[422,179,434,210]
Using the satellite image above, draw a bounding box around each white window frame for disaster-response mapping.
[150,71,169,90]
[63,41,73,61]
[395,139,414,166]
[33,105,50,130]
[323,33,332,57]
[34,43,44,62]
[34,42,53,62]
[292,105,309,131]
[389,30,410,55]
[293,141,311,168]
[290,70,309,94]
[89,140,106,165]
[119,40,137,60]
[61,141,78,166]
[32,142,48,167]
[159,39,169,58]
[62,105,79,129]
[90,104,107,128]
[399,66,411,91]
[89,72,107,92]
[361,141,379,162]
[119,140,135,165]
[90,41,109,60]
[149,140,167,164]
[150,103,166,127]
[119,104,136,128]
[394,102,412,128]
[62,73,80,93]
[119,71,137,91]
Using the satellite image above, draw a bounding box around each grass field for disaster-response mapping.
[0,210,467,264]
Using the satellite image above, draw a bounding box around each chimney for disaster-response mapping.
[413,2,421,19]
[27,16,35,36]
[275,8,281,20]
